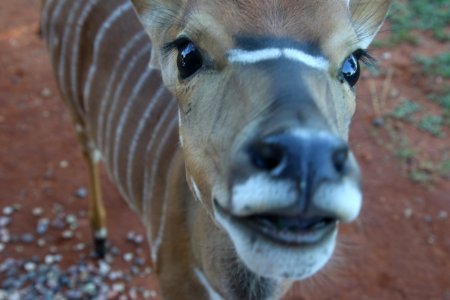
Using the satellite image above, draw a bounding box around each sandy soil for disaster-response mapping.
[1,0,449,299]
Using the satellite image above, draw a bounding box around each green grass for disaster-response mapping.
[388,0,450,44]
[391,99,422,121]
[428,87,450,128]
[429,87,450,110]
[409,170,431,184]
[395,139,416,161]
[419,115,445,137]
[416,53,450,79]
[441,159,450,177]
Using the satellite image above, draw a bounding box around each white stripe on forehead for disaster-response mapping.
[228,48,329,71]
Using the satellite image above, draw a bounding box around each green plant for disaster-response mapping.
[409,170,431,184]
[441,159,450,177]
[388,0,450,44]
[419,115,445,137]
[391,99,422,121]
[394,137,416,161]
[416,53,450,79]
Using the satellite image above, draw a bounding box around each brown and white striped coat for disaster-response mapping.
[41,0,390,299]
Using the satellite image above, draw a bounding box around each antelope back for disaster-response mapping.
[41,0,180,260]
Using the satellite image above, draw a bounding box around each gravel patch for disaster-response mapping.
[0,205,157,299]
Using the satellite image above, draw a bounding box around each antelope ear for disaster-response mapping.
[350,0,391,48]
[131,0,183,69]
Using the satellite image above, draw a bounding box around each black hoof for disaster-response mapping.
[94,237,107,259]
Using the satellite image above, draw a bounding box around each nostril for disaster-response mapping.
[249,141,286,172]
[332,146,349,174]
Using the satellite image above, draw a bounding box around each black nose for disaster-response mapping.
[248,132,349,185]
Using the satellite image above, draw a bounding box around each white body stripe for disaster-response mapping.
[142,101,177,221]
[97,31,147,149]
[40,0,55,41]
[57,0,82,106]
[151,148,178,263]
[148,117,178,262]
[70,0,100,113]
[103,45,151,162]
[83,2,132,110]
[228,48,329,70]
[112,67,154,188]
[194,268,224,300]
[125,85,166,203]
[47,0,66,52]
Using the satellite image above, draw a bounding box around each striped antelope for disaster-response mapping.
[41,0,390,299]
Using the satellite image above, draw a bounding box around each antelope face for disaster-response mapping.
[134,0,389,280]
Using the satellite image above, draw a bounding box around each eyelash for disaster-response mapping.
[161,37,192,55]
[354,49,376,66]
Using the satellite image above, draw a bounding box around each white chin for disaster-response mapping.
[214,207,337,280]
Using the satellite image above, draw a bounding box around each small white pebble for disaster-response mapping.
[24,262,36,272]
[99,261,111,275]
[381,52,392,60]
[74,243,86,252]
[113,283,125,293]
[3,207,13,216]
[45,255,55,264]
[41,88,52,98]
[437,211,448,220]
[403,208,413,219]
[59,160,69,168]
[123,252,134,262]
[143,290,157,299]
[32,207,44,217]
[37,238,46,247]
[62,230,74,239]
[427,236,436,245]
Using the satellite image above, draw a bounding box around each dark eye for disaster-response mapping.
[340,52,361,87]
[177,41,203,79]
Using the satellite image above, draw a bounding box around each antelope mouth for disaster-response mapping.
[214,199,337,247]
[245,215,337,246]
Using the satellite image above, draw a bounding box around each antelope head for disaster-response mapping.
[133,0,389,280]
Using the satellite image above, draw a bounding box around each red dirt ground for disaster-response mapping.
[1,1,449,299]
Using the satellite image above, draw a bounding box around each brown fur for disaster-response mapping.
[43,0,390,299]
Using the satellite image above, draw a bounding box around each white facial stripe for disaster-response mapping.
[313,178,362,222]
[178,109,184,147]
[228,48,282,64]
[231,174,296,216]
[289,128,338,141]
[228,48,329,70]
[282,48,330,70]
[190,178,202,202]
[194,268,224,300]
